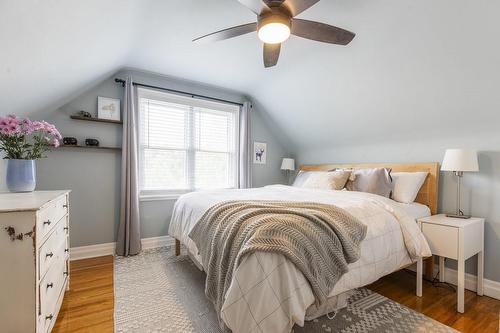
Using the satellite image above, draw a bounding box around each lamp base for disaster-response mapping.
[445,213,471,219]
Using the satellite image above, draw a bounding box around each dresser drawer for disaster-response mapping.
[37,195,68,241]
[39,217,68,279]
[421,223,459,259]
[40,256,67,321]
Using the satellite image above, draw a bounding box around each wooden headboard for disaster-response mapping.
[300,162,440,215]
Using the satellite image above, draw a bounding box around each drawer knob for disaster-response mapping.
[46,282,54,289]
[43,220,51,226]
[64,249,69,253]
[64,227,69,231]
[63,204,68,208]
[45,314,53,320]
[46,252,53,258]
[63,271,69,276]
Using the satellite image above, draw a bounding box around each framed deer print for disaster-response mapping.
[253,142,267,164]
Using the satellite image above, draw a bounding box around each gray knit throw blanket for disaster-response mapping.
[188,201,368,323]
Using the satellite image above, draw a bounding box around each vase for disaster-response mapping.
[6,159,36,192]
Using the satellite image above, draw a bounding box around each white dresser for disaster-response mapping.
[0,191,70,333]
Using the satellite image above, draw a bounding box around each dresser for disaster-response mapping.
[0,191,70,333]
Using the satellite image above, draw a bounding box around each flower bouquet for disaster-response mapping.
[0,114,62,192]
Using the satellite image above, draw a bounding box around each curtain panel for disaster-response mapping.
[238,101,252,189]
[116,77,141,256]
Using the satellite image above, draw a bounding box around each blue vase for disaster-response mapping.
[6,159,36,192]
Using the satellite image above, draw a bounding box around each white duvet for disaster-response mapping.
[169,185,431,333]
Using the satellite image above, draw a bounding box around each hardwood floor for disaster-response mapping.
[53,256,114,333]
[54,256,499,333]
[369,270,500,333]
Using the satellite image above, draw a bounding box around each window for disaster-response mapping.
[138,88,240,198]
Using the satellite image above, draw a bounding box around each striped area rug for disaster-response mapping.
[114,246,457,333]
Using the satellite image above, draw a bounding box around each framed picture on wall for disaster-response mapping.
[253,142,267,164]
[97,96,121,121]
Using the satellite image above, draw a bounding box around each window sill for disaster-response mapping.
[139,194,181,202]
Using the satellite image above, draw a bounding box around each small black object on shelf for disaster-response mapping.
[77,110,92,118]
[85,138,99,147]
[62,137,77,145]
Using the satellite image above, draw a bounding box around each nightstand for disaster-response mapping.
[417,214,484,313]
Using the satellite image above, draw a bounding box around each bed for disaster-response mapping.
[168,162,439,333]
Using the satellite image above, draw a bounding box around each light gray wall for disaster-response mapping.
[35,69,288,247]
[294,132,500,283]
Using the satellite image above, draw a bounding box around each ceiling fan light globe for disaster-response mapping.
[258,23,290,44]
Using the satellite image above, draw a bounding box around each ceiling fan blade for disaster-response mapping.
[193,23,257,43]
[280,0,320,17]
[291,19,355,45]
[237,0,271,15]
[263,43,281,67]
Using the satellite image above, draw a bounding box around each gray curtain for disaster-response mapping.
[238,101,252,189]
[116,77,141,256]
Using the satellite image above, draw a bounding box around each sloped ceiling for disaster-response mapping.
[2,0,500,151]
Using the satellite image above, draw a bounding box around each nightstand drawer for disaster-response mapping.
[421,223,458,259]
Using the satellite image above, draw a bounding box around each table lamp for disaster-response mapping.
[441,149,479,219]
[281,158,295,185]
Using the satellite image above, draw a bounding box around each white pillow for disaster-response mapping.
[391,172,428,203]
[299,170,351,190]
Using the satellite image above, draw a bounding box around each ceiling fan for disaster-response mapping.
[193,0,355,68]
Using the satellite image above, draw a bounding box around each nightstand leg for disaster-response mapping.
[439,256,445,282]
[416,257,423,297]
[457,257,465,313]
[477,251,484,296]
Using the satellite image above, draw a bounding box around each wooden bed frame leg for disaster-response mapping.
[175,239,181,256]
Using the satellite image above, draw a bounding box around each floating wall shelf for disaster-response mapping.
[70,115,123,125]
[59,145,122,151]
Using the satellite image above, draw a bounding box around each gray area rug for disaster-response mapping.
[114,247,457,333]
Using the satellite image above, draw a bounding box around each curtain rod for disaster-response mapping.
[114,78,244,107]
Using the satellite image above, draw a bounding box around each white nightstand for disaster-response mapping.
[417,214,484,313]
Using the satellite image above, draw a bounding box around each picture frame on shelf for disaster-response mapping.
[97,96,121,121]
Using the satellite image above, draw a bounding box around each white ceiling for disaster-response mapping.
[2,0,500,151]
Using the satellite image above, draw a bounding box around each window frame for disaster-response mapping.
[137,87,240,201]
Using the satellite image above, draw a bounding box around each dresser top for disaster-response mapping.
[0,190,70,212]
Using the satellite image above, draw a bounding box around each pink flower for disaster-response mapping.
[32,121,44,131]
[21,118,35,135]
[52,138,60,148]
[0,115,21,135]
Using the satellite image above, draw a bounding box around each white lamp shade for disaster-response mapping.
[281,158,295,171]
[441,149,479,172]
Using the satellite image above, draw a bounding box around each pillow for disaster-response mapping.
[294,170,351,190]
[346,168,393,198]
[391,172,428,203]
[291,170,310,187]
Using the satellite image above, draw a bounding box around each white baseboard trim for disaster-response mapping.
[141,235,176,250]
[70,242,116,261]
[407,263,500,301]
[440,265,500,301]
[70,235,175,261]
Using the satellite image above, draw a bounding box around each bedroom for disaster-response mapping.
[0,0,499,332]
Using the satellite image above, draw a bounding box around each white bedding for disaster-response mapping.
[169,185,431,333]
[395,201,431,220]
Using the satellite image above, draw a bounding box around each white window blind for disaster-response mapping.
[138,88,240,197]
